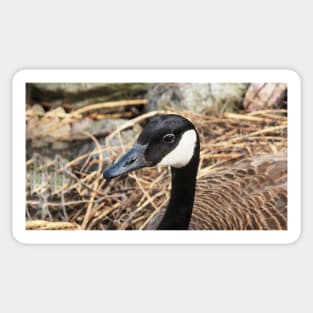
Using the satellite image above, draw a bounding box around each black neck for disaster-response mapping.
[157,139,200,230]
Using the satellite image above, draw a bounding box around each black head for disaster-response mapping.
[103,114,199,179]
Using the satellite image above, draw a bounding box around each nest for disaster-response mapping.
[26,109,287,230]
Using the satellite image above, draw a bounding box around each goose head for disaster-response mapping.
[103,114,199,179]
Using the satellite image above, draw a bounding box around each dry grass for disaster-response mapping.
[26,108,287,230]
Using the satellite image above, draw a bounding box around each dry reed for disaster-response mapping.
[26,107,287,230]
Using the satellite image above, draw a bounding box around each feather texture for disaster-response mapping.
[147,153,287,230]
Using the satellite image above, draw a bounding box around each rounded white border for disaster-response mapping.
[12,69,301,244]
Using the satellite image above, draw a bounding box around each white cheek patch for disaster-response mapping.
[158,129,197,168]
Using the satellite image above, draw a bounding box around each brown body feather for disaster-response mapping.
[147,153,287,230]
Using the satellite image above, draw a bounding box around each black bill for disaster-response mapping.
[103,144,150,179]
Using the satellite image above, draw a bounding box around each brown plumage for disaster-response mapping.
[191,153,287,230]
[147,153,287,230]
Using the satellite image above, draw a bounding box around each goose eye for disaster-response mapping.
[163,133,175,143]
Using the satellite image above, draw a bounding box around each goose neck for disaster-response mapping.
[157,143,199,230]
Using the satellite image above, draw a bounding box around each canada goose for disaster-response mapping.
[103,114,287,230]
